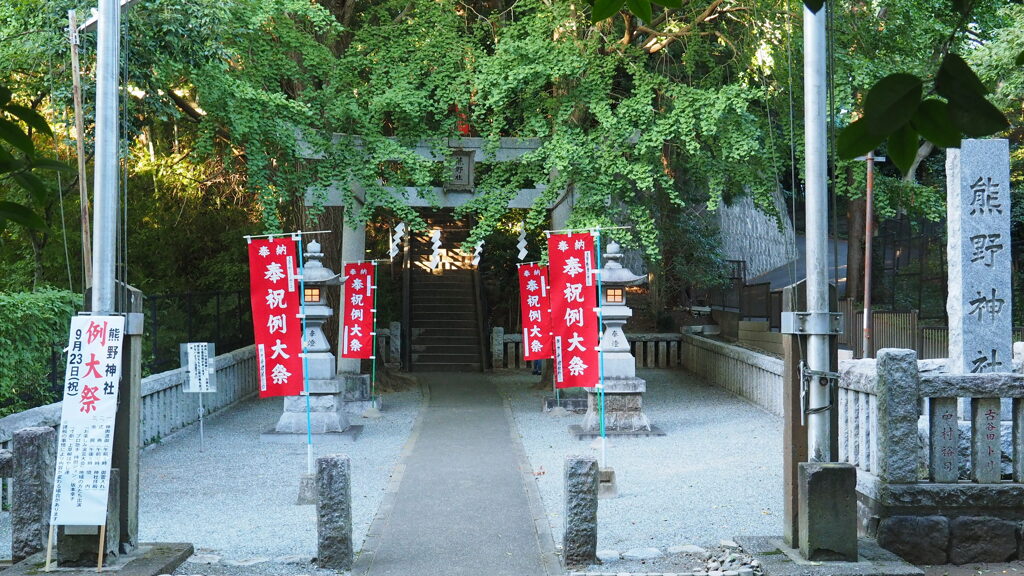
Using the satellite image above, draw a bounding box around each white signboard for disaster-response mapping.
[50,315,125,526]
[184,342,216,393]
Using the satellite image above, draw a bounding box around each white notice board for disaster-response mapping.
[184,342,216,393]
[50,315,125,526]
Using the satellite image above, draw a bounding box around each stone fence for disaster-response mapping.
[839,349,1024,565]
[491,328,684,370]
[679,333,784,416]
[0,344,258,517]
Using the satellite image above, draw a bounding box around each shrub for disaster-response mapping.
[0,288,80,417]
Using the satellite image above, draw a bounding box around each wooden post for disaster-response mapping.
[113,286,143,552]
[68,10,92,290]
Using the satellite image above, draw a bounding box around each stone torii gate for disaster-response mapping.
[301,135,574,384]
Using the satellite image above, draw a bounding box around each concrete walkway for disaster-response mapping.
[353,373,560,576]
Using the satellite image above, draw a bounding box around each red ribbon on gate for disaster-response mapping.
[518,264,552,361]
[546,233,599,389]
[248,238,305,397]
[341,262,375,359]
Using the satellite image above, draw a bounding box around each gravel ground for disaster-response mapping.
[137,386,422,575]
[497,367,784,572]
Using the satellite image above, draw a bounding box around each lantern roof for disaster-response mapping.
[303,240,343,285]
[599,241,646,286]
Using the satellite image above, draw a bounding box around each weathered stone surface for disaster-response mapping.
[595,549,620,562]
[581,378,651,432]
[0,447,11,477]
[284,394,339,412]
[876,515,948,565]
[316,454,352,570]
[949,516,1016,564]
[798,462,857,561]
[11,426,55,563]
[971,398,1002,482]
[947,140,1013,377]
[564,456,598,566]
[876,349,921,483]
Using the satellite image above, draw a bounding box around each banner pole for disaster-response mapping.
[595,230,606,467]
[371,261,379,408]
[198,392,205,453]
[295,232,313,475]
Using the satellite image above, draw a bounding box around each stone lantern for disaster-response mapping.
[273,240,349,434]
[579,241,656,434]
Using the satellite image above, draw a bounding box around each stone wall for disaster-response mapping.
[840,350,1024,565]
[680,333,783,416]
[716,189,798,279]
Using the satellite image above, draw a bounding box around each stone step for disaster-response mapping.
[411,361,482,372]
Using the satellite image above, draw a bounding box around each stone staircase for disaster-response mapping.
[408,222,485,372]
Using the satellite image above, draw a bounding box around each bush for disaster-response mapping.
[0,288,80,417]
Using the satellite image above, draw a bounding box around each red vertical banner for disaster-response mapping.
[518,264,552,360]
[342,262,375,359]
[547,232,599,389]
[248,238,305,397]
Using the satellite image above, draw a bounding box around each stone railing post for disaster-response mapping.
[12,426,56,563]
[491,327,505,369]
[876,349,920,483]
[316,454,352,570]
[563,456,598,566]
[389,321,401,364]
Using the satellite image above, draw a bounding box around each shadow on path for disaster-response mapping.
[354,373,560,576]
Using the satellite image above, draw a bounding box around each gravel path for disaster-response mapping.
[497,368,784,566]
[139,387,423,574]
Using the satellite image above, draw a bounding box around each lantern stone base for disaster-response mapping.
[579,377,654,433]
[274,393,349,433]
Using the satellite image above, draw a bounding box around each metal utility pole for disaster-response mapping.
[92,0,120,314]
[803,1,831,463]
[68,10,93,290]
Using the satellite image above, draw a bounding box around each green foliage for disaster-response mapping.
[0,82,71,233]
[0,288,80,417]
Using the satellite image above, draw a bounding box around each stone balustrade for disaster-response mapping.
[491,328,684,370]
[839,348,1024,565]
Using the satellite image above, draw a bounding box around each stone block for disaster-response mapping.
[0,448,11,477]
[56,468,120,566]
[798,462,857,561]
[316,454,352,570]
[876,349,921,483]
[564,456,598,566]
[284,394,338,412]
[876,515,948,565]
[12,426,56,563]
[949,516,1016,564]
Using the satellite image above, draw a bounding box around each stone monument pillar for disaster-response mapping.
[578,242,658,435]
[274,240,349,434]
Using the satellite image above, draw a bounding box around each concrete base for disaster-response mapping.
[569,425,665,439]
[736,536,923,576]
[297,474,316,505]
[543,396,587,413]
[260,425,363,444]
[799,462,858,562]
[598,467,618,499]
[1,543,193,576]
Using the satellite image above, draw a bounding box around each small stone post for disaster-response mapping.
[563,456,598,566]
[798,462,858,561]
[491,327,504,369]
[12,426,56,563]
[876,349,921,483]
[316,454,352,570]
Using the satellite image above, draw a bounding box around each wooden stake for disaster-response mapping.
[44,524,55,572]
[96,523,106,572]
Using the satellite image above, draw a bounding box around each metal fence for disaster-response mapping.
[144,290,253,373]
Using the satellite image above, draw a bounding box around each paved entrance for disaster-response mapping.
[353,373,560,576]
